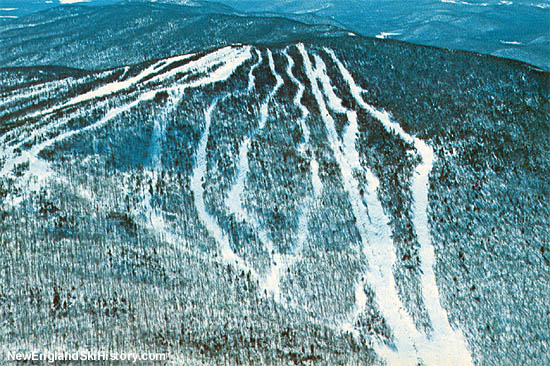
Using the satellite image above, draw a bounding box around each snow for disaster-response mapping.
[248,49,262,92]
[299,43,422,365]
[225,138,251,220]
[500,40,522,45]
[325,46,473,366]
[224,48,284,300]
[59,1,91,4]
[375,32,401,39]
[441,0,489,5]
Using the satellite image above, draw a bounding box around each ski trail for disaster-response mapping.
[34,54,194,117]
[145,47,239,85]
[148,94,180,171]
[282,48,323,262]
[0,82,58,109]
[149,116,165,171]
[191,101,259,276]
[297,43,421,365]
[247,49,263,92]
[325,47,472,366]
[1,47,252,208]
[224,48,284,300]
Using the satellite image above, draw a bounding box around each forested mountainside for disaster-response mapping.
[1,4,549,366]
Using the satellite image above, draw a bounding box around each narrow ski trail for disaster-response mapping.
[279,49,323,293]
[191,101,250,270]
[324,47,473,366]
[248,49,263,93]
[297,43,422,366]
[0,46,253,210]
[224,49,285,300]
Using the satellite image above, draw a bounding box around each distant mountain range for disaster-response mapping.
[0,0,548,69]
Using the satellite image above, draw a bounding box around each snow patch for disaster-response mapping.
[500,40,522,45]
[375,32,401,39]
[59,1,91,4]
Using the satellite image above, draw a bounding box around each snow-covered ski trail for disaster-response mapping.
[248,49,263,92]
[32,53,194,118]
[191,101,253,273]
[297,43,423,365]
[30,46,246,120]
[224,49,285,301]
[0,46,253,209]
[281,48,323,273]
[324,47,473,366]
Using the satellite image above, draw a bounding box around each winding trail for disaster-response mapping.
[277,49,324,291]
[297,44,422,365]
[324,47,472,366]
[1,46,252,209]
[191,101,254,273]
[224,49,285,300]
[247,49,263,92]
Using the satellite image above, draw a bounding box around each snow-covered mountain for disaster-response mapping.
[0,3,549,366]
